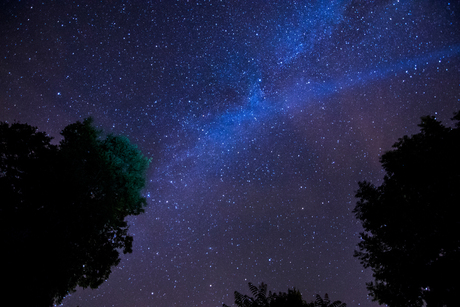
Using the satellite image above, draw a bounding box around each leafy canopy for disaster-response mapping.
[1,118,150,307]
[223,282,346,307]
[353,111,460,307]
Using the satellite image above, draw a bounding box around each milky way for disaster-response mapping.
[1,1,459,306]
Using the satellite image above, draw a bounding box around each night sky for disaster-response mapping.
[1,1,459,306]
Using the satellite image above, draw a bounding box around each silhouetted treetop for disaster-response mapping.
[1,118,150,307]
[354,110,460,307]
[223,282,346,307]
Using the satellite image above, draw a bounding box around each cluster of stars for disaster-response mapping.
[1,1,459,306]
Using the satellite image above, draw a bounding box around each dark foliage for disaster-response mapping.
[313,293,346,307]
[1,118,150,307]
[353,111,460,307]
[223,282,346,307]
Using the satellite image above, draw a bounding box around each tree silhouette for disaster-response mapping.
[314,293,346,307]
[225,282,269,307]
[353,111,460,307]
[223,282,346,307]
[270,288,312,307]
[1,118,150,307]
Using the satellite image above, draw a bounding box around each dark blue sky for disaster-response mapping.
[1,1,459,306]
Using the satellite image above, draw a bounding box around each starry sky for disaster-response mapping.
[1,1,459,306]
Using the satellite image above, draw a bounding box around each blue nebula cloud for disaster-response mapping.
[150,0,460,198]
